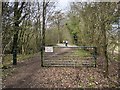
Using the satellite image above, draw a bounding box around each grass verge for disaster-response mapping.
[73,49,92,57]
[2,52,40,68]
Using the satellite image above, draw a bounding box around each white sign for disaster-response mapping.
[45,47,53,52]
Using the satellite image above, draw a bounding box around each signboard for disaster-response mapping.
[45,47,53,52]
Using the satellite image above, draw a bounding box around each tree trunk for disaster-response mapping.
[41,0,46,67]
[12,2,19,65]
[57,21,60,44]
[102,24,109,77]
[13,29,19,65]
[12,2,27,65]
[117,14,120,85]
[103,43,109,77]
[22,45,25,55]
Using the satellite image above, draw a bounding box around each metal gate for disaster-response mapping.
[43,46,97,67]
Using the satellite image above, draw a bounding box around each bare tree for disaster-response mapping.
[12,2,28,65]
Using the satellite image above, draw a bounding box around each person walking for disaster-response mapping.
[65,40,68,46]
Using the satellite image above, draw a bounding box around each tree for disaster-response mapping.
[12,2,28,65]
[51,10,64,43]
[2,2,14,54]
[40,0,57,66]
[41,0,48,67]
[67,2,119,77]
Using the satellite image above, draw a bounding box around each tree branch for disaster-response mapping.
[18,13,28,24]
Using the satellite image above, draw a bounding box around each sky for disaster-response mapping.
[55,0,75,13]
[56,0,70,11]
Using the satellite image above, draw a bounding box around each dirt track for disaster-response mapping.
[2,51,119,88]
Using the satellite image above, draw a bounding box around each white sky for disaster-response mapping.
[56,0,70,10]
[56,0,75,12]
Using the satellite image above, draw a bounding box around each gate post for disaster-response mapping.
[93,47,97,67]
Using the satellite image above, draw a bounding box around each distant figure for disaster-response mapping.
[65,40,68,47]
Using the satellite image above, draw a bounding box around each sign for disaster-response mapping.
[45,47,53,52]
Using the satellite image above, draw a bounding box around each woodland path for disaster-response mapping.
[2,44,119,88]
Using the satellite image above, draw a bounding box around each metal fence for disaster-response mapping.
[43,46,97,67]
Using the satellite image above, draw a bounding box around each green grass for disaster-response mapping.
[2,52,40,67]
[74,49,92,57]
